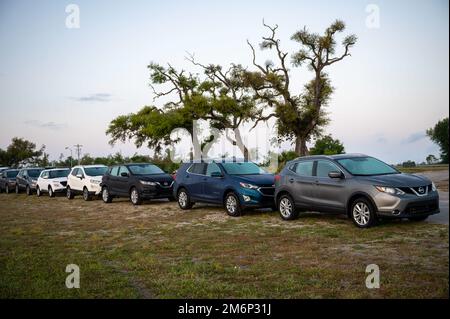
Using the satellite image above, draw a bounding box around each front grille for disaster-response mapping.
[398,184,431,196]
[258,187,275,196]
[405,200,439,214]
[60,181,67,187]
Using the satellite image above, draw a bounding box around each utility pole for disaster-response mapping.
[74,144,83,165]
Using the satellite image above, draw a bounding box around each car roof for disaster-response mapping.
[42,168,70,172]
[289,153,369,162]
[73,165,107,168]
[183,158,254,164]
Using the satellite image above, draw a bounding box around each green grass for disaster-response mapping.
[0,194,448,298]
[396,164,449,173]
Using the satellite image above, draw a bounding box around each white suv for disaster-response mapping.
[67,165,108,201]
[36,168,71,197]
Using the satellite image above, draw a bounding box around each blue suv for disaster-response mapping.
[174,159,275,216]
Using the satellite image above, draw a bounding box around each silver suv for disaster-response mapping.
[275,154,440,228]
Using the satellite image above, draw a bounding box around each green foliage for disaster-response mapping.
[402,160,416,168]
[426,154,439,165]
[276,150,299,172]
[427,118,449,163]
[0,137,46,167]
[309,135,345,155]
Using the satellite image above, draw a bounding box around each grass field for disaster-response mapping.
[0,190,448,299]
[396,164,449,174]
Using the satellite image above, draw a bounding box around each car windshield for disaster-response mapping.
[84,167,108,176]
[49,169,70,178]
[6,170,19,178]
[28,169,42,178]
[128,164,164,175]
[221,162,268,175]
[337,157,399,176]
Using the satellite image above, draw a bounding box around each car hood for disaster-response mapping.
[137,174,174,184]
[232,174,275,187]
[88,175,103,182]
[355,173,431,187]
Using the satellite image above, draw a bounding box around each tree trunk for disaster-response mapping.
[295,136,308,157]
[234,128,249,161]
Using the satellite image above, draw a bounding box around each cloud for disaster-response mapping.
[70,93,113,102]
[24,120,68,131]
[402,132,427,144]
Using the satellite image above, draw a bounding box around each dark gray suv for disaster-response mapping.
[275,154,440,228]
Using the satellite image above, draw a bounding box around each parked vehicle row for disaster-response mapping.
[0,154,441,228]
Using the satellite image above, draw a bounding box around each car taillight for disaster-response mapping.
[172,174,177,180]
[275,175,281,182]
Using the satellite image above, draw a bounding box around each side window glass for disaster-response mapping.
[71,168,79,176]
[119,166,130,176]
[295,161,314,177]
[206,163,221,176]
[316,161,341,178]
[110,167,119,177]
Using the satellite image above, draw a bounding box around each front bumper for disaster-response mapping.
[86,183,102,195]
[238,188,275,208]
[139,184,174,199]
[375,191,440,218]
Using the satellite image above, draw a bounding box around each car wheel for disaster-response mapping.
[224,192,242,217]
[0,186,2,193]
[15,184,20,194]
[66,186,74,200]
[48,186,55,198]
[5,185,10,194]
[36,186,41,197]
[130,187,142,205]
[351,197,377,228]
[408,215,429,222]
[26,185,32,196]
[278,194,299,220]
[83,187,92,201]
[102,187,112,203]
[177,188,193,209]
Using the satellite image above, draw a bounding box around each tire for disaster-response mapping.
[177,188,193,209]
[0,186,3,193]
[408,215,429,222]
[350,197,377,228]
[5,185,10,194]
[102,187,112,203]
[48,186,55,198]
[36,186,41,197]
[26,185,32,196]
[15,184,20,194]
[278,194,299,220]
[130,187,142,205]
[66,186,74,200]
[224,192,242,217]
[83,187,92,201]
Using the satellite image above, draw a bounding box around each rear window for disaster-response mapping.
[188,163,207,175]
[294,161,314,177]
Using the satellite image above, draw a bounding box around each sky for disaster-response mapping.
[0,0,448,164]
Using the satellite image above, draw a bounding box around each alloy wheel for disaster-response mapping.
[353,202,371,226]
[102,188,109,203]
[279,197,293,218]
[178,191,188,208]
[131,189,139,205]
[226,195,238,214]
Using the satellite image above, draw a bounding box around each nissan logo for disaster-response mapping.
[418,187,425,194]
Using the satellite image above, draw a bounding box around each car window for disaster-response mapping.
[316,160,341,178]
[206,163,221,176]
[84,167,107,176]
[110,166,119,177]
[294,161,314,176]
[71,168,79,176]
[189,163,207,175]
[119,166,130,176]
[49,169,70,178]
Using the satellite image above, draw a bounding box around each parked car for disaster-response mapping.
[0,169,19,193]
[16,167,44,195]
[174,159,275,216]
[275,154,440,228]
[66,165,108,201]
[101,163,175,205]
[0,167,9,174]
[36,168,71,197]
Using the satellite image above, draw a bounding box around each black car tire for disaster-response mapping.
[5,185,10,194]
[66,186,74,200]
[36,186,41,197]
[48,186,55,198]
[83,187,92,201]
[26,185,32,196]
[278,194,299,220]
[177,188,193,209]
[102,186,112,203]
[224,192,242,217]
[16,184,20,194]
[350,197,377,228]
[408,215,429,222]
[130,187,142,205]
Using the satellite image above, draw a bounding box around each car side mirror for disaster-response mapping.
[210,172,223,178]
[120,172,129,177]
[328,171,344,179]
[76,174,83,179]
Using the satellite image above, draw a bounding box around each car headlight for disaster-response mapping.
[240,182,259,190]
[140,180,157,186]
[432,182,437,192]
[375,186,405,195]
[90,179,101,185]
